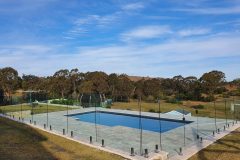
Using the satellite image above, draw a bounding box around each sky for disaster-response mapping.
[0,0,240,80]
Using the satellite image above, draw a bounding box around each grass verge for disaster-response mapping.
[0,116,125,160]
[0,104,73,115]
[112,100,238,119]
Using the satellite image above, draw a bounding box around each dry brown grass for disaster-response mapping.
[0,117,125,160]
[111,100,237,119]
[188,127,240,160]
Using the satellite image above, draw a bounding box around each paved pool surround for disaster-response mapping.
[10,107,233,159]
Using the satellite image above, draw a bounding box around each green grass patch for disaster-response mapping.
[0,104,73,115]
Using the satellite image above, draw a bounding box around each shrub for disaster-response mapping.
[51,99,74,105]
[166,98,183,104]
[214,87,227,94]
[191,104,204,109]
[148,109,156,113]
[202,96,215,102]
[227,90,240,96]
[146,95,155,102]
[222,93,230,98]
[106,105,111,109]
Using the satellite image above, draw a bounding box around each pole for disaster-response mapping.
[158,98,162,150]
[30,91,32,104]
[47,102,49,127]
[214,101,217,132]
[100,94,102,107]
[31,101,33,123]
[29,91,33,123]
[232,96,236,123]
[224,99,227,127]
[93,94,98,142]
[138,97,143,155]
[196,110,199,139]
[80,94,83,106]
[67,104,69,133]
[183,114,186,146]
[21,102,23,120]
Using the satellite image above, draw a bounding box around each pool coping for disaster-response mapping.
[67,110,193,124]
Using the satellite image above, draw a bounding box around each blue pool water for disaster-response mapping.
[70,111,191,133]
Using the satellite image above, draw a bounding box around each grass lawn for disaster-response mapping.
[111,100,238,119]
[188,127,240,160]
[0,116,125,160]
[0,104,73,115]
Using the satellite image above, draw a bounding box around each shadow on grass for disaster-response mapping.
[0,117,57,160]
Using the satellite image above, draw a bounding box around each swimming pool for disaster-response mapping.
[70,111,191,133]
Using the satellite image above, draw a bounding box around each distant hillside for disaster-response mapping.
[127,76,152,82]
[224,84,238,91]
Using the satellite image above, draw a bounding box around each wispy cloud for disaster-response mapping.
[174,6,240,15]
[121,25,172,41]
[1,33,240,80]
[178,28,211,37]
[64,14,118,39]
[121,26,211,41]
[214,19,240,26]
[121,2,145,11]
[73,14,117,27]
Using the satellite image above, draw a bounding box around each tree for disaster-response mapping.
[108,73,119,98]
[134,79,145,98]
[22,74,43,90]
[115,74,134,102]
[85,71,109,94]
[232,78,240,89]
[78,81,94,94]
[143,78,161,98]
[184,76,201,100]
[0,67,20,99]
[69,69,84,99]
[200,70,226,96]
[160,78,174,96]
[52,69,71,98]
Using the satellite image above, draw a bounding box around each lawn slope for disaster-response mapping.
[0,117,124,160]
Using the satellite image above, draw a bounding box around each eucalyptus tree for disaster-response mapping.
[52,69,71,98]
[85,71,109,94]
[134,79,145,98]
[143,78,161,99]
[22,74,43,90]
[200,70,226,97]
[0,67,20,99]
[115,74,134,102]
[184,76,201,100]
[108,73,119,99]
[69,69,85,99]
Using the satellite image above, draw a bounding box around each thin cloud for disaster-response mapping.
[1,33,240,80]
[178,28,211,37]
[65,14,118,39]
[121,2,145,11]
[174,6,240,15]
[73,14,117,27]
[121,25,172,41]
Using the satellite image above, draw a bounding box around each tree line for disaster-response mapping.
[0,67,239,102]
